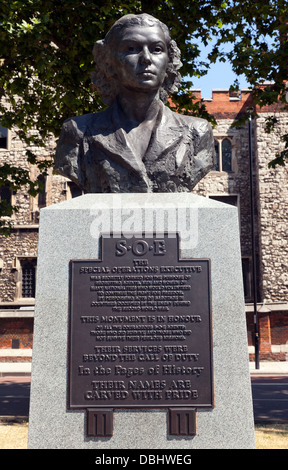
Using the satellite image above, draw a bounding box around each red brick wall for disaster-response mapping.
[191,88,286,119]
[270,313,288,345]
[0,318,33,349]
[202,90,254,119]
[246,311,288,361]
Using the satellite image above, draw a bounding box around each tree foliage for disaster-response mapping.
[0,0,287,233]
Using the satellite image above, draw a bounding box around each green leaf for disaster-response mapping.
[0,0,287,226]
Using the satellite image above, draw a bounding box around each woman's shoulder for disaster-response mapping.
[164,105,212,133]
[61,107,111,137]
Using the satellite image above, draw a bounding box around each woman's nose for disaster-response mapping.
[140,46,152,64]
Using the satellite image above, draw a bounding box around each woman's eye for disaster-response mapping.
[126,45,138,53]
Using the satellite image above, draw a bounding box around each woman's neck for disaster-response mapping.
[117,89,160,125]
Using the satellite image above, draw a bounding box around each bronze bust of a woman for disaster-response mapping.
[54,13,215,193]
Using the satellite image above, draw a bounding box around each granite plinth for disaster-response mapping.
[28,193,255,449]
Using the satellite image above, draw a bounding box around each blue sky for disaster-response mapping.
[190,62,250,99]
[187,39,250,99]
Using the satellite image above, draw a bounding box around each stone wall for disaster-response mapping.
[0,125,68,304]
[193,118,257,259]
[255,113,288,303]
[193,90,288,360]
[0,229,38,302]
[197,90,288,306]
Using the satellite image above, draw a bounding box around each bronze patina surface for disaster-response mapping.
[55,14,215,193]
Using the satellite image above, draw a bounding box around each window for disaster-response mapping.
[214,138,232,172]
[0,124,8,149]
[0,122,10,150]
[13,257,37,301]
[208,194,240,234]
[68,182,83,198]
[242,258,252,302]
[209,195,238,207]
[21,259,36,298]
[37,175,47,209]
[0,184,12,205]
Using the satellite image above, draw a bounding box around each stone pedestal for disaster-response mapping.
[28,193,255,449]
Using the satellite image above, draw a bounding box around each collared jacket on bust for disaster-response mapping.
[54,100,216,193]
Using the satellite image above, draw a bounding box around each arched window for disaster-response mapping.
[213,138,233,172]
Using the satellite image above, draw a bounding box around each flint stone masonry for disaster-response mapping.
[0,229,38,302]
[0,126,68,304]
[0,123,58,225]
[28,193,255,449]
[255,113,288,303]
[193,118,258,263]
[193,93,288,307]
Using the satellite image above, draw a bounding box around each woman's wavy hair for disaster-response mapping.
[91,13,182,106]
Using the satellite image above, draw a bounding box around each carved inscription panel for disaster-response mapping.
[68,234,213,409]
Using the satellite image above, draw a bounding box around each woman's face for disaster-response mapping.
[112,24,169,94]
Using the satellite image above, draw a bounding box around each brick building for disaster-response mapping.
[0,88,287,373]
[193,88,288,362]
